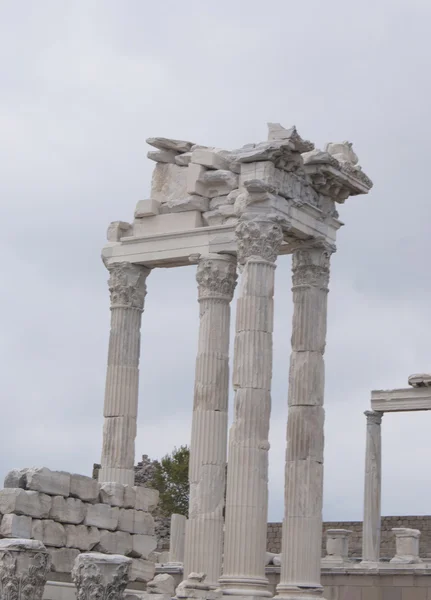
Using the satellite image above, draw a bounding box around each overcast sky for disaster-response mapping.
[2,0,431,523]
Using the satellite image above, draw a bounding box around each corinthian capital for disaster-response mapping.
[0,539,51,600]
[196,255,237,301]
[235,217,284,265]
[72,553,131,600]
[365,410,383,426]
[107,262,150,310]
[291,242,335,290]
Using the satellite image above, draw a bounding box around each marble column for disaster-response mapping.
[220,217,283,598]
[0,539,51,600]
[99,262,150,486]
[184,254,237,587]
[361,410,383,564]
[72,553,132,600]
[277,243,333,600]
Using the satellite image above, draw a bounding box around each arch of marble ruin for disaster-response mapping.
[362,374,431,566]
[98,123,372,599]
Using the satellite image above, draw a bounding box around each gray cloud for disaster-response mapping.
[2,0,431,522]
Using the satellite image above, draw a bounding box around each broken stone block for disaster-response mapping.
[4,468,28,489]
[134,487,159,512]
[191,148,230,171]
[129,558,155,583]
[167,196,209,213]
[151,163,188,204]
[217,204,236,218]
[148,150,179,164]
[0,489,52,518]
[135,199,161,218]
[95,530,133,556]
[48,547,80,573]
[146,137,194,153]
[124,486,136,509]
[175,152,192,167]
[26,467,71,497]
[99,482,125,507]
[130,534,157,559]
[107,221,133,242]
[84,503,119,531]
[0,513,32,538]
[65,524,100,551]
[70,473,100,503]
[199,170,238,198]
[209,195,229,210]
[32,519,66,548]
[187,163,207,196]
[50,496,86,524]
[147,573,175,595]
[202,210,223,226]
[118,509,155,535]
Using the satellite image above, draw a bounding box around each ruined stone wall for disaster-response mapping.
[267,517,431,559]
[0,467,159,582]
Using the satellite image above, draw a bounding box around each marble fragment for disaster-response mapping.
[147,137,194,153]
[70,473,100,503]
[50,496,86,524]
[148,150,179,164]
[0,489,52,519]
[148,573,176,595]
[129,557,155,582]
[0,514,32,538]
[65,524,100,551]
[151,163,188,204]
[107,221,133,242]
[4,468,28,489]
[202,210,223,226]
[135,199,161,218]
[25,467,71,497]
[191,148,230,171]
[85,503,119,531]
[134,487,159,512]
[167,195,209,213]
[99,482,125,507]
[32,519,66,548]
[131,534,158,559]
[175,152,192,166]
[118,508,155,534]
[96,530,133,556]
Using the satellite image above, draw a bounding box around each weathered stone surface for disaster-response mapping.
[322,529,352,565]
[135,199,161,218]
[175,152,192,166]
[96,530,133,556]
[129,558,155,583]
[202,210,223,226]
[390,528,422,564]
[26,467,71,497]
[209,195,230,210]
[167,195,209,213]
[148,150,179,164]
[50,496,86,524]
[131,534,157,559]
[188,166,238,198]
[107,221,132,242]
[48,547,80,573]
[70,473,100,503]
[0,513,32,538]
[65,524,100,551]
[0,489,51,518]
[191,148,230,171]
[147,573,175,595]
[151,163,188,204]
[85,503,119,531]
[217,204,236,218]
[147,137,194,153]
[118,508,155,534]
[408,373,431,388]
[124,485,137,509]
[134,487,159,512]
[99,482,125,507]
[32,519,66,548]
[4,468,28,489]
[133,211,202,236]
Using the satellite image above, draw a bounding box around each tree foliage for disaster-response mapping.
[149,445,190,517]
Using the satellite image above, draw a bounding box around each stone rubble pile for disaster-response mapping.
[0,467,159,582]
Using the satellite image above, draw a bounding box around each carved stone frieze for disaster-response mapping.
[235,217,284,265]
[107,263,150,310]
[72,553,131,600]
[291,243,335,290]
[196,256,237,301]
[0,540,51,600]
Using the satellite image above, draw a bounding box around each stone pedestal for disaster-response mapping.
[390,528,422,564]
[277,243,333,600]
[99,262,150,486]
[220,217,283,598]
[184,255,237,586]
[72,552,132,600]
[361,411,383,565]
[0,539,51,600]
[170,513,187,565]
[322,530,352,566]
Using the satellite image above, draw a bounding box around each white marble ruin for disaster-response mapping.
[72,552,132,600]
[390,528,422,565]
[322,530,352,566]
[362,373,431,565]
[98,123,372,599]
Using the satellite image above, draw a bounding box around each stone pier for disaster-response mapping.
[361,410,383,565]
[220,217,283,598]
[99,263,150,486]
[277,243,333,600]
[184,255,237,586]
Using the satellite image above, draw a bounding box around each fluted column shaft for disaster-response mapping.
[184,255,237,586]
[277,244,333,600]
[362,410,383,564]
[220,218,283,598]
[99,262,150,486]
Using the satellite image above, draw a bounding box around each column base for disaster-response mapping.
[98,466,134,486]
[275,584,324,599]
[219,576,272,598]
